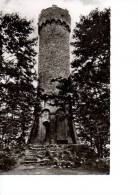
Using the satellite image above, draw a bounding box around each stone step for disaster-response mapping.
[22,161,38,164]
[29,145,46,149]
[28,151,46,155]
[25,153,45,158]
[22,158,49,165]
[26,153,36,156]
[29,146,46,150]
[23,150,48,160]
[26,149,46,153]
[28,149,45,151]
[23,158,37,162]
[27,154,46,158]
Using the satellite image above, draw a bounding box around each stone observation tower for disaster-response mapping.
[29,5,77,145]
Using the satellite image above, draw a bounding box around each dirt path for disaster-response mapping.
[0,165,107,175]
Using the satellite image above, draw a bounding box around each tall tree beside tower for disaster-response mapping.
[71,8,110,157]
[0,13,37,144]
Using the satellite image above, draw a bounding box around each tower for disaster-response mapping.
[29,5,77,145]
[39,5,71,94]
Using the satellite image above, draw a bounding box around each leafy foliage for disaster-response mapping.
[0,13,38,145]
[71,8,110,158]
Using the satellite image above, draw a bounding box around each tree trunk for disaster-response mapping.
[68,95,77,144]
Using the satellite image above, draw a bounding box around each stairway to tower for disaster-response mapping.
[20,144,95,168]
[20,144,48,165]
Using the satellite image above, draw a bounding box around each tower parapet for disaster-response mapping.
[39,5,71,33]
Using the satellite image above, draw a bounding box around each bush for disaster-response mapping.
[0,152,16,171]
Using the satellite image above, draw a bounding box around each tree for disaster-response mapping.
[0,13,37,145]
[71,8,110,158]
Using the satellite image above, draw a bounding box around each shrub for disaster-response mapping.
[0,152,16,171]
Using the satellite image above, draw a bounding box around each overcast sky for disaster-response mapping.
[0,0,110,68]
[0,0,110,31]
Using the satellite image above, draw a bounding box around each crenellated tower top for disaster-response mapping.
[38,5,71,33]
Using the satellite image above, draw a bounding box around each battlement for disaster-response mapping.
[38,5,71,32]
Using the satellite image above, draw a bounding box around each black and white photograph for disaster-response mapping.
[0,0,138,195]
[0,0,110,175]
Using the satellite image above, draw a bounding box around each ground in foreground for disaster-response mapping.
[0,165,109,175]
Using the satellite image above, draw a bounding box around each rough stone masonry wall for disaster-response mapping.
[38,6,71,94]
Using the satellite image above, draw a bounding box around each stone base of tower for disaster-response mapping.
[29,99,78,145]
